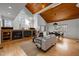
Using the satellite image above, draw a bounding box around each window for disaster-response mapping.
[3,19,12,27]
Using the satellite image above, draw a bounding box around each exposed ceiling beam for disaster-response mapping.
[25,3,50,14]
[34,3,61,15]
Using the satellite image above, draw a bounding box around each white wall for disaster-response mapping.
[2,16,13,27]
[33,14,47,31]
[13,8,47,31]
[48,19,79,39]
[0,15,2,44]
[0,15,3,27]
[13,9,34,30]
[33,14,39,30]
[38,15,47,26]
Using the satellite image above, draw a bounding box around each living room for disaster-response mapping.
[0,3,79,56]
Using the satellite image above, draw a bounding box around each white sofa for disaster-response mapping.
[34,35,56,51]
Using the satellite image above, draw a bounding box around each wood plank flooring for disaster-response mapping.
[0,37,79,56]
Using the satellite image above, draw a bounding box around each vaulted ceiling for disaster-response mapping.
[26,3,79,23]
[25,3,50,14]
[40,3,79,23]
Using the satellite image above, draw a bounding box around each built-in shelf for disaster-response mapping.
[1,27,13,42]
[1,27,36,42]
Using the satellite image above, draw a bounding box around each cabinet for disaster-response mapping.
[1,27,13,42]
[12,30,23,40]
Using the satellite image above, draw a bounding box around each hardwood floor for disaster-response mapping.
[0,37,31,56]
[0,37,79,56]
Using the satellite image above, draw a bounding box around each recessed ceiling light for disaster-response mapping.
[8,6,12,9]
[8,12,11,15]
[42,5,45,8]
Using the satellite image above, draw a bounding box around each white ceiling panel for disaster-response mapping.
[0,3,26,19]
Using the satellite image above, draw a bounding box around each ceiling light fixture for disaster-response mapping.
[42,5,45,8]
[8,12,11,15]
[8,6,12,9]
[76,3,79,8]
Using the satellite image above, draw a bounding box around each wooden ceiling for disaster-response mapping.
[40,3,79,23]
[25,3,50,14]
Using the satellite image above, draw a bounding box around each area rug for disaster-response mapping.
[19,40,46,56]
[19,39,79,56]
